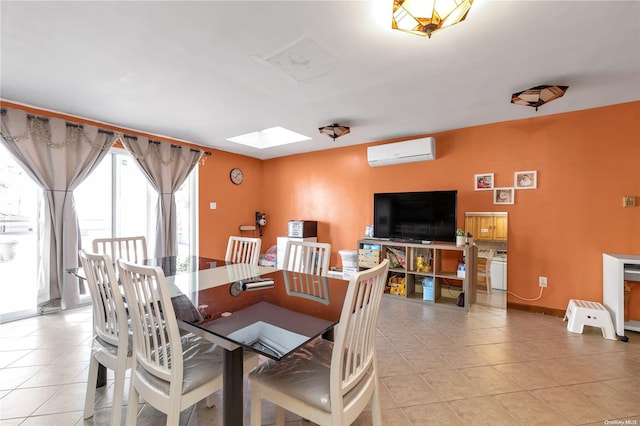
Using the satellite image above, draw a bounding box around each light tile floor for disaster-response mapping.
[1,298,640,425]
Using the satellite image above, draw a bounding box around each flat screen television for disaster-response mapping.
[373,190,457,243]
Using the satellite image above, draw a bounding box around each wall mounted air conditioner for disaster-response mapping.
[367,137,436,167]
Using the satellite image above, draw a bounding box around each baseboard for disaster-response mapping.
[507,301,565,318]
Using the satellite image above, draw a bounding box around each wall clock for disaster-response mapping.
[229,168,244,185]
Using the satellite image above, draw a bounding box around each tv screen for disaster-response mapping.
[373,191,457,243]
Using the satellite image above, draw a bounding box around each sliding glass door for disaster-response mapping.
[76,147,198,260]
[76,149,154,252]
[1,146,198,322]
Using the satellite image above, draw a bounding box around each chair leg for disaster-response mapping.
[250,392,262,426]
[84,355,99,419]
[205,394,215,408]
[110,360,127,426]
[126,380,139,425]
[370,382,382,426]
[275,406,286,426]
[166,398,182,426]
[166,409,180,426]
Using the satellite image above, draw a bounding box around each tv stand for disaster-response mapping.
[358,239,477,311]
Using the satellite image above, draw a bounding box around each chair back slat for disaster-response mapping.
[282,240,331,276]
[93,236,147,263]
[283,271,331,305]
[118,259,183,384]
[79,250,129,348]
[331,259,389,409]
[225,236,261,265]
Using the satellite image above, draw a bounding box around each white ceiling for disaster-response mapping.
[1,1,639,160]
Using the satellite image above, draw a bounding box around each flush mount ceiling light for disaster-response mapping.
[511,85,569,111]
[318,123,350,141]
[392,0,474,38]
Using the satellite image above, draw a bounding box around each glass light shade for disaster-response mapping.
[392,0,474,38]
[318,123,350,141]
[511,85,569,111]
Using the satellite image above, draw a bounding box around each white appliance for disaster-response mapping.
[490,254,507,291]
[367,137,436,167]
[276,236,317,269]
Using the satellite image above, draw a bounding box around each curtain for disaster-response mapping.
[121,136,202,258]
[0,107,115,308]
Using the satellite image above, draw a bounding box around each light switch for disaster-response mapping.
[210,202,217,210]
[623,196,636,207]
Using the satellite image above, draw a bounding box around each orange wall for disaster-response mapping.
[198,150,265,260]
[207,102,638,313]
[6,99,639,313]
[8,99,637,313]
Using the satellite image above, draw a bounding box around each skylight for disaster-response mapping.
[227,126,311,149]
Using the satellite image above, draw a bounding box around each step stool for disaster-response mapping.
[563,299,617,340]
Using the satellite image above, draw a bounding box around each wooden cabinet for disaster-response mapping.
[357,239,477,311]
[465,213,507,242]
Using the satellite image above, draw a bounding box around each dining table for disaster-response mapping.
[69,255,351,426]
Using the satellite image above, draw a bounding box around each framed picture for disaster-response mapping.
[514,170,537,189]
[494,187,515,205]
[474,173,494,191]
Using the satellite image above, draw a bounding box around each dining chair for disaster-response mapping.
[478,249,494,293]
[225,236,261,265]
[281,240,331,276]
[117,259,258,425]
[249,258,390,426]
[79,250,133,426]
[92,235,148,263]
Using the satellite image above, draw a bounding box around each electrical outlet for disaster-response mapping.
[539,276,548,287]
[623,196,636,207]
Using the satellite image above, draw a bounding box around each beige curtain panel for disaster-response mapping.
[0,107,116,308]
[121,135,203,258]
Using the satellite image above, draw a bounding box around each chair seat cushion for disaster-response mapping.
[94,334,133,357]
[137,333,256,395]
[249,338,370,413]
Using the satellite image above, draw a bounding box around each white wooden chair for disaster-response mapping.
[117,259,258,425]
[478,249,494,293]
[225,236,261,265]
[79,250,132,426]
[249,259,390,426]
[282,240,331,276]
[92,235,148,263]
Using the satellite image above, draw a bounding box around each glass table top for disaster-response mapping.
[175,269,349,360]
[68,255,350,361]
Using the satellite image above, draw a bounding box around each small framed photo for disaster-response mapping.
[494,187,515,205]
[474,173,494,191]
[514,170,537,189]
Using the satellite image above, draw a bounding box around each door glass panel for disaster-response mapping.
[175,171,196,258]
[75,151,112,250]
[0,144,40,321]
[114,153,153,246]
[76,149,153,253]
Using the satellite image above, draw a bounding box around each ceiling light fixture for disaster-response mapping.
[392,0,474,38]
[510,85,569,111]
[318,123,350,141]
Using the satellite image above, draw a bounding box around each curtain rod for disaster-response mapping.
[139,138,211,157]
[2,104,210,154]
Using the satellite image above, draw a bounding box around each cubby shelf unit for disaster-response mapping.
[358,239,478,311]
